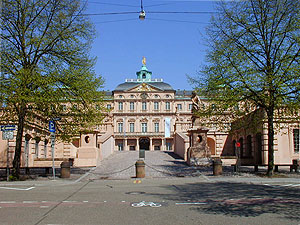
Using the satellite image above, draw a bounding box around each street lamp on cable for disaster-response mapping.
[139,0,145,20]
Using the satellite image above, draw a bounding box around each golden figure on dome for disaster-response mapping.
[142,56,146,66]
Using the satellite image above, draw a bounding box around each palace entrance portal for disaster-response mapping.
[139,138,150,150]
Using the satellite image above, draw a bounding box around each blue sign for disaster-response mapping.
[49,121,56,133]
[1,125,16,131]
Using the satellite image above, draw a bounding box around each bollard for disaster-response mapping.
[213,158,222,176]
[135,160,145,178]
[60,161,70,178]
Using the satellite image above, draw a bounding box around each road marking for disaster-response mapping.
[62,201,77,203]
[23,201,37,203]
[264,183,300,188]
[0,201,16,204]
[175,202,207,205]
[83,201,89,203]
[0,187,35,191]
[131,201,162,207]
[40,206,49,208]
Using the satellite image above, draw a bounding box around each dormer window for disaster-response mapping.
[142,73,146,79]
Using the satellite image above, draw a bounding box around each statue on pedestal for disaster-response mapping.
[187,93,212,166]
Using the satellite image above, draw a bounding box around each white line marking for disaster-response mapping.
[121,201,126,202]
[0,201,16,204]
[23,201,37,203]
[40,206,49,208]
[292,184,300,187]
[282,184,294,187]
[175,202,207,205]
[62,201,77,203]
[0,187,35,191]
[83,201,89,203]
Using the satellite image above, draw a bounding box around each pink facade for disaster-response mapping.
[0,62,299,168]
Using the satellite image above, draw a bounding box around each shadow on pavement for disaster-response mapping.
[144,181,300,221]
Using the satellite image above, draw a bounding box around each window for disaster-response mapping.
[165,102,170,110]
[107,104,111,110]
[35,140,39,157]
[141,123,147,133]
[43,140,48,158]
[294,129,299,153]
[142,102,147,110]
[118,123,123,133]
[177,104,182,111]
[154,123,159,133]
[118,102,123,111]
[130,123,135,133]
[130,102,135,111]
[189,104,193,111]
[142,74,146,79]
[154,102,159,110]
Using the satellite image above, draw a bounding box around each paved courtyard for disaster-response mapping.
[85,151,212,180]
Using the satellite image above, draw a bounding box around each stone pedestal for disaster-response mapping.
[187,117,211,166]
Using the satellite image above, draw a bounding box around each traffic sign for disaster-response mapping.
[1,125,16,131]
[2,131,14,140]
[236,142,241,148]
[49,121,56,133]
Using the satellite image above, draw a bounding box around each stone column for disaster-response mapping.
[124,138,127,151]
[150,138,153,151]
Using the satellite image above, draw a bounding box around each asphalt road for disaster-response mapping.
[0,176,300,225]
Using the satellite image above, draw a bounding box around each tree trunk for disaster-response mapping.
[12,104,27,179]
[267,109,274,176]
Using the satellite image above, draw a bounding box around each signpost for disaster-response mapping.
[235,142,241,173]
[1,125,16,181]
[49,121,56,179]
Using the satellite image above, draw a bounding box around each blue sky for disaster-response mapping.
[86,0,216,91]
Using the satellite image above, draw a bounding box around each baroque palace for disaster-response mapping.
[0,59,299,168]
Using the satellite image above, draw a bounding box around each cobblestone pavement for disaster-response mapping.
[85,151,238,180]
